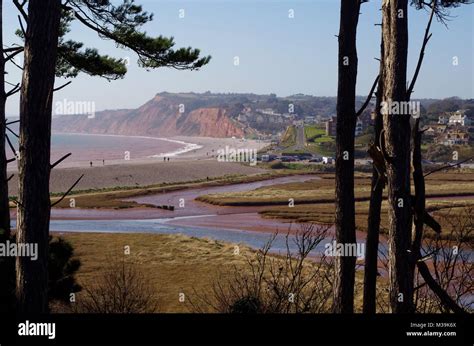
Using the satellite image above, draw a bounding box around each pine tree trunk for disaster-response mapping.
[363,99,383,314]
[0,0,15,315]
[381,0,414,313]
[363,36,385,314]
[0,0,10,240]
[16,0,61,314]
[333,0,360,313]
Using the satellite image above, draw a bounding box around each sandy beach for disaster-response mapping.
[8,160,267,195]
[7,132,269,167]
[6,134,270,195]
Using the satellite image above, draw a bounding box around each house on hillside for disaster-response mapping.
[436,129,470,146]
[304,116,316,124]
[325,117,336,137]
[424,126,437,139]
[355,118,365,136]
[448,110,471,126]
[438,115,448,125]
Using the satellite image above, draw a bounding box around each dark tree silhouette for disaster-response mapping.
[368,0,472,314]
[333,0,362,313]
[15,0,210,314]
[363,34,385,314]
[380,0,415,313]
[16,0,63,314]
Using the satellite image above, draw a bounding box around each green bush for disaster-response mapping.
[269,161,286,169]
[0,235,82,313]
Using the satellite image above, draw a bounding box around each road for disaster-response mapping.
[295,125,306,149]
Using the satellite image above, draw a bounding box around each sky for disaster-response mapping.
[3,0,474,115]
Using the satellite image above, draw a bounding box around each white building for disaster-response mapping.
[355,119,364,136]
[438,115,448,125]
[448,110,471,126]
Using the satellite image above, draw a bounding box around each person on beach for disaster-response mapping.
[90,161,93,167]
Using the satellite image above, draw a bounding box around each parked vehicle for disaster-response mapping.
[322,156,334,164]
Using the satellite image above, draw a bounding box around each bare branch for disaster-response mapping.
[6,83,21,98]
[53,81,72,92]
[51,175,84,207]
[13,0,28,24]
[3,46,23,53]
[13,199,24,209]
[9,53,23,71]
[417,260,467,314]
[50,153,72,169]
[6,119,20,126]
[4,47,24,63]
[6,126,19,138]
[7,174,14,182]
[17,15,27,39]
[5,134,17,157]
[424,156,474,178]
[356,75,380,117]
[407,1,436,98]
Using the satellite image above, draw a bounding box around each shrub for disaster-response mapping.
[269,161,286,169]
[190,224,334,313]
[76,257,158,313]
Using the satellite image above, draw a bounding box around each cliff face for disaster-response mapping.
[53,95,246,138]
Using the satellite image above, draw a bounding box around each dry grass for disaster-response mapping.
[196,172,474,240]
[59,232,260,312]
[58,232,371,313]
[46,170,306,209]
[197,173,474,206]
[259,199,474,239]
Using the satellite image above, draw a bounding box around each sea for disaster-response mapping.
[6,132,198,167]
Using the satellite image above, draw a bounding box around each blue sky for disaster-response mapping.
[4,0,474,114]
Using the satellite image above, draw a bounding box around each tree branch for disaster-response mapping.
[17,15,27,39]
[407,0,436,98]
[13,199,24,209]
[53,81,72,92]
[9,54,23,71]
[4,47,24,63]
[5,134,17,157]
[51,174,84,207]
[356,75,380,117]
[6,119,20,126]
[3,46,23,53]
[417,260,467,314]
[6,126,19,138]
[6,84,21,98]
[13,0,28,24]
[423,156,474,178]
[50,153,72,169]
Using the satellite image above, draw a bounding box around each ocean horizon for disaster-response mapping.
[6,132,196,166]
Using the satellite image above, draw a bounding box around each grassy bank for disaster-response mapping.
[196,172,474,240]
[43,170,313,209]
[58,232,369,313]
[197,173,474,206]
[280,125,297,148]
